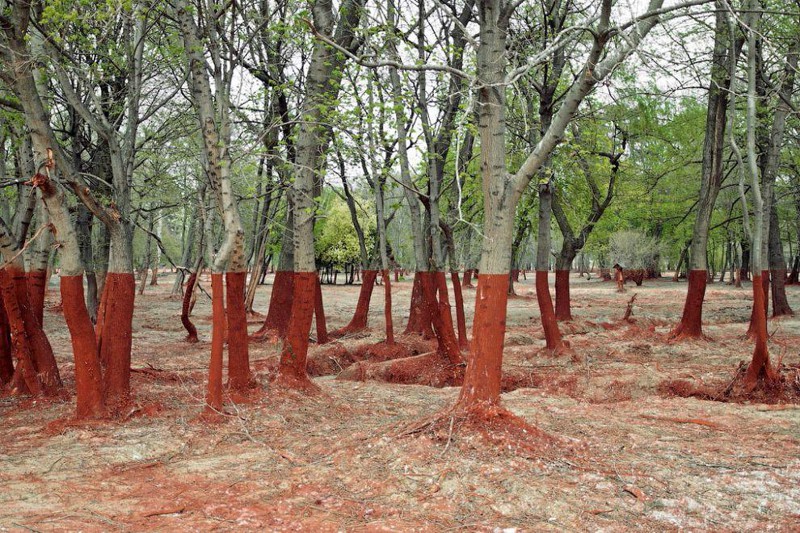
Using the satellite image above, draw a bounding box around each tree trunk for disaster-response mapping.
[138,210,154,295]
[276,0,364,390]
[451,272,468,349]
[674,3,740,340]
[26,199,51,326]
[252,208,294,339]
[331,270,378,337]
[768,206,793,317]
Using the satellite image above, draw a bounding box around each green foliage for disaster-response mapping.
[314,194,375,268]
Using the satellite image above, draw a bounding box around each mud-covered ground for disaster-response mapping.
[1,272,799,531]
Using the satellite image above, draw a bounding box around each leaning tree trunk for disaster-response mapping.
[138,209,155,295]
[535,179,566,353]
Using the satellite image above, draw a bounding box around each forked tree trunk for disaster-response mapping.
[34,173,105,418]
[0,219,61,395]
[177,0,251,409]
[276,0,364,390]
[741,4,780,389]
[457,0,662,410]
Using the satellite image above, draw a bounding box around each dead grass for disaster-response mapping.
[1,272,799,530]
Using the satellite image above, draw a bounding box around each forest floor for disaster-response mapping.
[1,272,799,531]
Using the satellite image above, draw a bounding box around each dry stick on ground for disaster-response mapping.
[622,293,637,322]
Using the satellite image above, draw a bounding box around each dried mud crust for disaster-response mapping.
[1,272,799,530]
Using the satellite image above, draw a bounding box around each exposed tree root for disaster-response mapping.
[658,361,800,405]
[395,402,565,458]
[270,370,322,395]
[535,340,575,359]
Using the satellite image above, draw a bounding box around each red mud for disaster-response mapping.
[3,271,800,530]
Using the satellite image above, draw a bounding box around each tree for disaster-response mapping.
[671,0,742,341]
[175,0,252,411]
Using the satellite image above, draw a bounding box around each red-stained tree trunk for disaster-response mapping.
[330,269,377,337]
[225,272,251,389]
[252,209,294,340]
[0,299,12,385]
[181,271,199,343]
[554,270,571,321]
[60,276,106,418]
[670,270,708,340]
[276,272,317,390]
[96,271,135,408]
[275,0,364,390]
[253,269,294,339]
[451,272,469,349]
[747,271,770,336]
[744,272,777,388]
[178,0,252,409]
[0,270,41,396]
[426,271,462,364]
[207,274,225,411]
[382,270,395,345]
[462,269,474,288]
[456,0,659,411]
[34,172,107,418]
[314,275,329,344]
[404,271,434,338]
[536,271,565,352]
[673,5,742,340]
[26,270,47,326]
[0,222,61,395]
